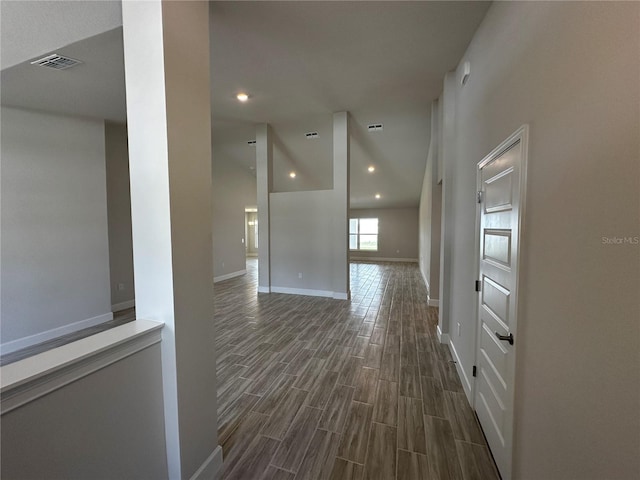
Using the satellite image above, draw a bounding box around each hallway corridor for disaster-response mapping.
[214,260,498,479]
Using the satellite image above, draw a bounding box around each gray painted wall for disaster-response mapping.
[265,112,350,298]
[350,207,419,261]
[212,126,258,279]
[105,121,134,308]
[270,190,338,293]
[0,107,112,346]
[272,115,334,193]
[443,2,639,478]
[1,345,168,479]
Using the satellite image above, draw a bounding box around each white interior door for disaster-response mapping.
[474,126,528,480]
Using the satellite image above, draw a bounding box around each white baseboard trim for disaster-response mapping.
[190,445,223,480]
[332,292,349,300]
[271,286,335,298]
[112,300,135,312]
[448,339,472,396]
[0,312,114,355]
[257,286,271,293]
[436,325,449,344]
[1,319,163,414]
[427,298,439,307]
[214,269,246,283]
[350,257,418,263]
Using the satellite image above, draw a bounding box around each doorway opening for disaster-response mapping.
[245,207,258,258]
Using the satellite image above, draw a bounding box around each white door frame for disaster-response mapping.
[472,124,529,480]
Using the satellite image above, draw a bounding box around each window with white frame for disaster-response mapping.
[349,217,379,251]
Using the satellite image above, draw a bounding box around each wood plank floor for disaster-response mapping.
[216,259,499,480]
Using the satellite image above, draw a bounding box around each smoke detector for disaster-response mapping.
[31,54,83,70]
[367,124,383,132]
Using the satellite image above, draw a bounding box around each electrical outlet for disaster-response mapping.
[222,262,225,268]
[396,249,400,254]
[117,283,125,291]
[457,322,461,337]
[298,272,303,279]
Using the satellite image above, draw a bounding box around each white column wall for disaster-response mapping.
[332,111,350,299]
[438,73,457,342]
[122,1,219,478]
[256,123,273,292]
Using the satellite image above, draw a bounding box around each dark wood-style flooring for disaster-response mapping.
[215,259,499,480]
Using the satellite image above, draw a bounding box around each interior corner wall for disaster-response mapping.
[105,122,135,309]
[0,107,112,350]
[443,2,640,479]
[350,207,419,261]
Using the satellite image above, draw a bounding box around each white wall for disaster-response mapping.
[0,107,112,350]
[1,344,168,479]
[105,121,134,309]
[350,207,419,261]
[443,2,639,478]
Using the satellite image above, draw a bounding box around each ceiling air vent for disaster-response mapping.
[367,124,383,132]
[247,140,257,146]
[30,53,83,70]
[305,132,319,139]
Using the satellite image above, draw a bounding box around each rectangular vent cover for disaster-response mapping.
[247,140,257,146]
[31,54,83,70]
[368,124,383,132]
[305,132,319,139]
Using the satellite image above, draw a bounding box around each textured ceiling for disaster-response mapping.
[0,0,122,70]
[0,1,491,208]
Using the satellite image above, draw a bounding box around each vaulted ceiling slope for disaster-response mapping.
[0,1,490,208]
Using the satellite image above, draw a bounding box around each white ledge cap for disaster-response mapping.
[1,319,164,414]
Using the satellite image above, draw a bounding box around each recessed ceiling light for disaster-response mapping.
[236,92,249,102]
[368,166,375,173]
[375,193,381,199]
[289,172,296,178]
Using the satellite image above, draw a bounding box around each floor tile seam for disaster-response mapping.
[267,403,325,474]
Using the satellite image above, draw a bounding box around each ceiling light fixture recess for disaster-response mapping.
[368,166,375,173]
[375,193,381,199]
[236,92,249,102]
[289,172,296,178]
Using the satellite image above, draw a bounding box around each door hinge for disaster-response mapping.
[475,280,481,292]
[477,191,483,203]
[472,365,477,377]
